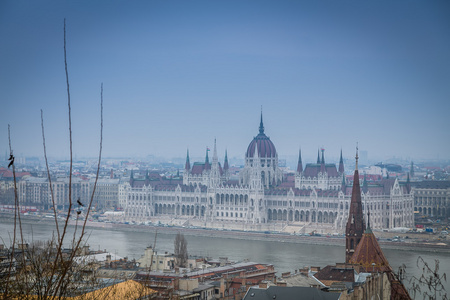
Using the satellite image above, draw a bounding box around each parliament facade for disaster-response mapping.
[120,114,414,232]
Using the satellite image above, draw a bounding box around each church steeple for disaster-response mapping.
[296,149,303,173]
[338,149,345,174]
[345,146,366,263]
[317,149,320,164]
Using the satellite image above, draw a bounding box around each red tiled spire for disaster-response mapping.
[297,149,303,173]
[338,149,344,174]
[345,146,366,263]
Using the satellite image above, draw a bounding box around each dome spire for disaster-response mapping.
[259,107,264,134]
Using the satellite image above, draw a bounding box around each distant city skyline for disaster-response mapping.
[2,0,450,161]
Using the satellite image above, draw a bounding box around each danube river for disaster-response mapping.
[1,219,449,292]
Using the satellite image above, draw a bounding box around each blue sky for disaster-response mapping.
[1,0,449,164]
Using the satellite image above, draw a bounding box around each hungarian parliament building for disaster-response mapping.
[120,115,414,232]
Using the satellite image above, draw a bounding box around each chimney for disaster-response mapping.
[277,281,287,287]
[259,281,268,289]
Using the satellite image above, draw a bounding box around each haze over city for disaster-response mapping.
[1,0,450,163]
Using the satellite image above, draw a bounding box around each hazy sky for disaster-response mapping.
[1,0,449,163]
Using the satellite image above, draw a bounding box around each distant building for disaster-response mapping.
[17,176,89,210]
[121,113,414,232]
[412,180,450,219]
[90,178,120,210]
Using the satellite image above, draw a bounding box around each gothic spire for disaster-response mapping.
[297,149,303,173]
[224,149,229,170]
[205,147,210,170]
[259,108,265,134]
[320,148,326,173]
[317,149,320,164]
[212,138,218,163]
[185,149,190,171]
[345,145,366,263]
[339,149,345,174]
[406,172,411,194]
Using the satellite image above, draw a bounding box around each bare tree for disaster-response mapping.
[0,19,107,299]
[174,232,188,268]
[409,256,447,300]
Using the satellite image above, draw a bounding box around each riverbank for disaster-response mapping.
[2,213,449,253]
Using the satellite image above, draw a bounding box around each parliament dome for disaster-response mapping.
[246,114,277,158]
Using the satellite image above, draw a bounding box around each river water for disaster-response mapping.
[1,219,449,292]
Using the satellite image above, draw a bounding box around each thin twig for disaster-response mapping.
[41,109,60,240]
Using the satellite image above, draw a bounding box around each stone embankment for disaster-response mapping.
[2,212,448,253]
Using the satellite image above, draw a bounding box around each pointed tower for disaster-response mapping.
[345,146,366,263]
[223,149,230,180]
[224,150,229,171]
[406,172,411,194]
[338,149,344,174]
[410,161,415,178]
[341,174,346,193]
[185,149,190,172]
[349,210,412,299]
[296,149,303,174]
[349,210,391,273]
[320,148,326,173]
[204,147,210,170]
[209,139,221,187]
[259,109,264,135]
[317,149,320,164]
